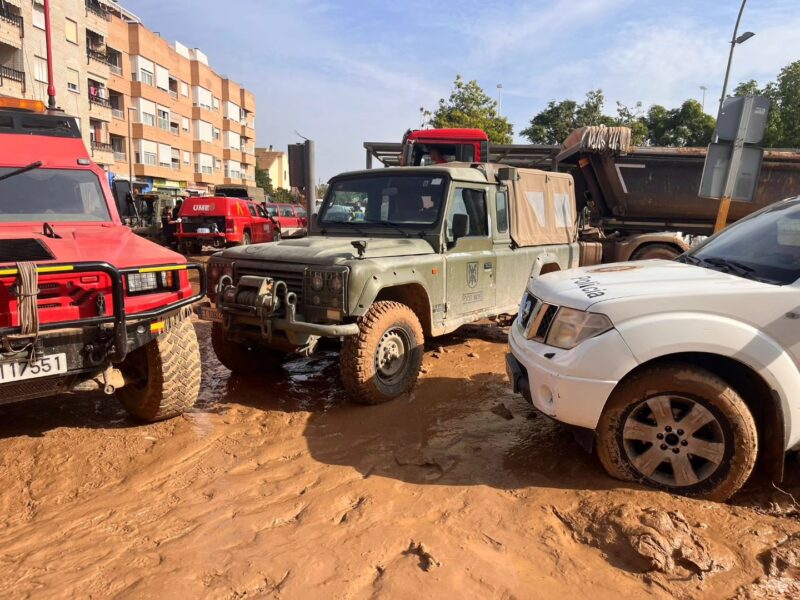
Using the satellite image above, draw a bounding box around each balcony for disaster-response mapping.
[110,64,122,76]
[90,141,114,165]
[0,8,22,50]
[88,93,110,108]
[111,108,124,120]
[113,150,126,162]
[85,1,110,21]
[87,48,112,68]
[0,65,25,94]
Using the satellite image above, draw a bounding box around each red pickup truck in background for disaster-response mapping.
[264,202,308,238]
[177,196,277,253]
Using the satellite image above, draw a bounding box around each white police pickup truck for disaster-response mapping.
[506,196,800,501]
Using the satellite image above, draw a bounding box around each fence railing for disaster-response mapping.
[88,93,111,108]
[0,7,23,28]
[85,1,110,20]
[91,141,113,152]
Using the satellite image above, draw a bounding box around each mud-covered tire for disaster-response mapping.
[211,321,285,373]
[117,318,201,421]
[596,362,758,502]
[340,301,424,405]
[630,243,681,261]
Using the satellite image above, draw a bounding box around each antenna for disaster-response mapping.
[43,0,57,109]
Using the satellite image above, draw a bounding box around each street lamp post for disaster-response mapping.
[127,106,136,192]
[496,83,503,115]
[700,85,708,112]
[717,0,755,118]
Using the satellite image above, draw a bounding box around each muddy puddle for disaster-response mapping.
[1,318,799,599]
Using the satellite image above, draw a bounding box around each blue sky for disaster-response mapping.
[124,0,800,182]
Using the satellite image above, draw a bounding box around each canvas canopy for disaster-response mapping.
[509,169,577,247]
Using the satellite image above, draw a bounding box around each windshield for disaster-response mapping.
[320,174,447,227]
[0,167,111,223]
[687,199,800,285]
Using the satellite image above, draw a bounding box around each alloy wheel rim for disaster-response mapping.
[622,394,726,488]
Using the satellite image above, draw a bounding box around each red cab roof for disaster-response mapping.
[406,128,488,142]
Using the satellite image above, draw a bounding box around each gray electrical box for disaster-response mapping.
[698,95,770,203]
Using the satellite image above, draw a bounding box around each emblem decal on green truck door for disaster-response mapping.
[467,262,479,288]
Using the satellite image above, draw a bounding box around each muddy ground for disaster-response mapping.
[1,314,800,598]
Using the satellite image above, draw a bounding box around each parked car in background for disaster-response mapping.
[264,203,308,238]
[177,195,277,253]
[506,196,800,501]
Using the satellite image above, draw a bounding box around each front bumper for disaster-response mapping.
[506,322,638,430]
[0,261,206,363]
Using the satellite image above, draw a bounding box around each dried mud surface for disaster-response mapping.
[1,316,799,598]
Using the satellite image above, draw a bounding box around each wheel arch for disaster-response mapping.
[613,352,785,482]
[373,283,432,337]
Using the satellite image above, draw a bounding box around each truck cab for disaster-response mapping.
[401,128,489,166]
[202,162,593,404]
[0,99,205,421]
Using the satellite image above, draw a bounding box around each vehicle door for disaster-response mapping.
[444,186,496,317]
[245,202,266,242]
[255,204,275,241]
[279,204,299,235]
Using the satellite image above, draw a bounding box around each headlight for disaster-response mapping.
[310,272,325,291]
[328,273,343,293]
[545,307,612,350]
[126,272,158,293]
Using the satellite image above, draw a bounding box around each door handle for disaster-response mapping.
[483,262,493,271]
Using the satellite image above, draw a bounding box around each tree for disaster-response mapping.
[271,187,294,203]
[520,90,615,144]
[316,183,329,199]
[645,100,715,147]
[429,75,513,144]
[255,166,273,194]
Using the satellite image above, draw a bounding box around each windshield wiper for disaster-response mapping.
[364,220,411,238]
[0,161,42,183]
[700,256,759,279]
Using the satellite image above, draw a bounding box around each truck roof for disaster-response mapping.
[406,128,488,142]
[332,162,565,185]
[0,109,89,168]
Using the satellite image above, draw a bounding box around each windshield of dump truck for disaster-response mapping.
[320,174,447,228]
[0,167,110,223]
[684,198,800,285]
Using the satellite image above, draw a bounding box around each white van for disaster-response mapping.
[506,196,800,501]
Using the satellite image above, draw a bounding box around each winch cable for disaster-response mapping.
[3,262,41,362]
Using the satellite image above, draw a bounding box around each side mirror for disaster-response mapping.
[452,213,469,241]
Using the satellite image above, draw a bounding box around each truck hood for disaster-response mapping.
[222,237,436,265]
[1,224,185,268]
[532,260,767,311]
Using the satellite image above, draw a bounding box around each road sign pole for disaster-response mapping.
[713,197,732,233]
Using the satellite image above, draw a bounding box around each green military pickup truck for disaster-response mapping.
[201,162,596,404]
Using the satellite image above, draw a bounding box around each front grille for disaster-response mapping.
[0,239,54,262]
[234,263,305,305]
[535,305,558,339]
[521,294,559,341]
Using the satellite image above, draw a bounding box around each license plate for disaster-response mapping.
[198,305,224,323]
[0,353,67,383]
[197,227,211,234]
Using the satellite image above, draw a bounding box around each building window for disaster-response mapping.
[66,68,80,93]
[140,68,154,86]
[183,151,190,165]
[32,2,45,29]
[34,56,48,83]
[212,128,220,141]
[143,152,157,166]
[212,97,220,111]
[157,109,169,131]
[65,18,78,44]
[182,117,190,132]
[180,81,188,96]
[141,112,156,127]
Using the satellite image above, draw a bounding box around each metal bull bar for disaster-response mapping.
[0,261,206,362]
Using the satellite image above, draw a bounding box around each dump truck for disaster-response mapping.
[201,162,600,404]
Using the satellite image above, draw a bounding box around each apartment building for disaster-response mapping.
[255,146,288,190]
[0,0,257,194]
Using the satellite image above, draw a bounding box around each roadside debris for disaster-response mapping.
[404,541,441,571]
